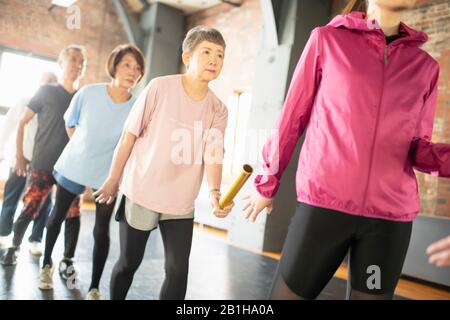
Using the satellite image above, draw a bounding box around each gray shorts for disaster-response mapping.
[114,192,194,231]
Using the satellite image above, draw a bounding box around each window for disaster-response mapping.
[223,91,252,183]
[0,49,58,179]
[0,51,58,109]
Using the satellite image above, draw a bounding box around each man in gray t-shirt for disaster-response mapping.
[1,45,87,271]
[28,84,74,171]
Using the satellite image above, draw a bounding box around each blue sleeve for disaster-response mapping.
[64,88,84,128]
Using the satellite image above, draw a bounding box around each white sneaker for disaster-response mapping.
[39,264,54,290]
[0,236,10,249]
[29,241,42,256]
[85,288,102,300]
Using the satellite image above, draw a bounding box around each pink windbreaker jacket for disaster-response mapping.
[254,11,450,222]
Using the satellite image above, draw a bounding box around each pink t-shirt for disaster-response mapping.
[120,74,228,215]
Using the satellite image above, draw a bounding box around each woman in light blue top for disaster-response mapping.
[39,44,146,299]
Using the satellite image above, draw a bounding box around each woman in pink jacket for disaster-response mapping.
[243,0,450,299]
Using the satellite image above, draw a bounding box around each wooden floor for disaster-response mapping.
[0,200,448,300]
[85,200,450,300]
[195,223,450,300]
[0,209,363,300]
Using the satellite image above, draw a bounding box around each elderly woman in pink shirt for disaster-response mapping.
[94,26,233,300]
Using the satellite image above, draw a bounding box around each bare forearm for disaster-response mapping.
[206,164,223,191]
[66,127,75,138]
[15,123,25,160]
[16,107,34,161]
[108,131,136,183]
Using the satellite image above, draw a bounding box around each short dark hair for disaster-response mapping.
[106,44,146,83]
[182,26,226,53]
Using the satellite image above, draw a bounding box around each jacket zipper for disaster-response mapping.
[362,46,388,210]
[384,46,389,65]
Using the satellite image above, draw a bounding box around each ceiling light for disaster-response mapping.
[51,0,77,8]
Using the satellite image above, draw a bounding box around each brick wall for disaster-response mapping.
[0,0,129,85]
[188,0,450,218]
[0,0,129,202]
[0,0,447,216]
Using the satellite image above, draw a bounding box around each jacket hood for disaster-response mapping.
[327,11,428,47]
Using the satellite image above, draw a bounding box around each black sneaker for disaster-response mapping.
[0,247,18,266]
[58,258,78,280]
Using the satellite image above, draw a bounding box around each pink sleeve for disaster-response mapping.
[409,65,450,178]
[211,102,228,137]
[254,27,323,198]
[124,79,158,138]
[203,102,228,164]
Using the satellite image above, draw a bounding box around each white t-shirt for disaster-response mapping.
[0,97,37,167]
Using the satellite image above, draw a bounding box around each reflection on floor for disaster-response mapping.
[0,209,408,300]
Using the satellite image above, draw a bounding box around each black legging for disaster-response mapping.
[110,207,194,300]
[64,216,80,259]
[43,184,115,290]
[271,202,412,300]
[90,199,115,290]
[12,206,79,258]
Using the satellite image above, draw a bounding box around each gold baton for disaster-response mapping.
[219,164,253,209]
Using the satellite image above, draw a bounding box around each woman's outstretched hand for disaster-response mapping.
[427,235,450,267]
[242,193,274,222]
